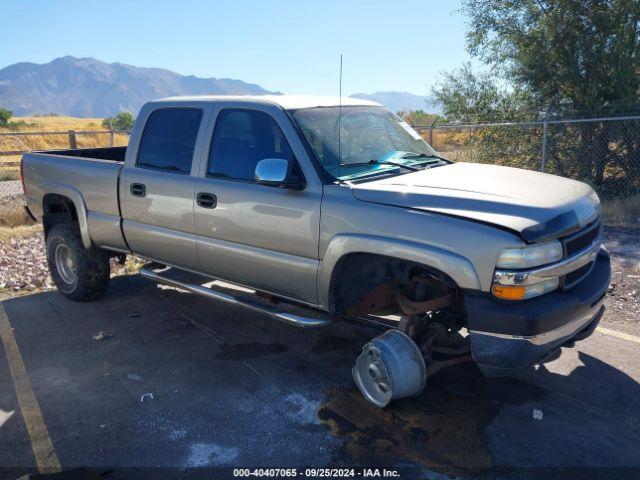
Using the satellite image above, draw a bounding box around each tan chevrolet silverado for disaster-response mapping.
[21,95,610,407]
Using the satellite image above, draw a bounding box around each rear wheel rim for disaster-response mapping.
[54,243,77,285]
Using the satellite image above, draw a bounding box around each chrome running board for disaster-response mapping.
[139,268,331,328]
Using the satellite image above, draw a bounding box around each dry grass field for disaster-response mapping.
[0,115,129,180]
[3,115,108,131]
[0,195,38,245]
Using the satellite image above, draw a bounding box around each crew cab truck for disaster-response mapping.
[22,95,610,407]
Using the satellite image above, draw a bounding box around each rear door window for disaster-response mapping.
[137,108,203,174]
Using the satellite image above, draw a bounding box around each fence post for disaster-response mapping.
[109,126,114,147]
[68,130,77,149]
[540,120,548,172]
[428,118,437,145]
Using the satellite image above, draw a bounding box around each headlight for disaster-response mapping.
[493,240,563,300]
[491,277,559,301]
[588,189,602,216]
[495,240,563,269]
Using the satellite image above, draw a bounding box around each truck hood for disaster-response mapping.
[351,162,600,242]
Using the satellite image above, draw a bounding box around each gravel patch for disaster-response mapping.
[0,231,138,296]
[0,234,52,292]
[601,228,640,336]
[0,180,22,198]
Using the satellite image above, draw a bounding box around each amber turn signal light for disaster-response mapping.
[491,284,527,300]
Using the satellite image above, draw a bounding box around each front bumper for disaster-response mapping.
[464,249,611,377]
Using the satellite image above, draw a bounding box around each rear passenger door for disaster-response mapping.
[121,105,208,270]
[194,104,322,305]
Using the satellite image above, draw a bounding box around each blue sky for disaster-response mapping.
[1,0,470,96]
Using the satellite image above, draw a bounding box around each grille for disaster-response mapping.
[564,262,593,288]
[564,222,600,257]
[560,220,601,289]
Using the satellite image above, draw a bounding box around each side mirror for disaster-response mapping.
[255,158,304,189]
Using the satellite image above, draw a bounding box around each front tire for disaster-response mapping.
[46,223,110,301]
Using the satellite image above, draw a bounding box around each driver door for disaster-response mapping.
[194,105,322,305]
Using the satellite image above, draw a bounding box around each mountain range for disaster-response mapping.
[0,56,271,117]
[0,56,437,117]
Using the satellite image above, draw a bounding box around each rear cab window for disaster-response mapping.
[136,108,203,174]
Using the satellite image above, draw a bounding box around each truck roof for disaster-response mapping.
[154,94,382,110]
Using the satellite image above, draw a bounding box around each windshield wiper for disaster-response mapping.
[338,159,420,172]
[401,152,449,163]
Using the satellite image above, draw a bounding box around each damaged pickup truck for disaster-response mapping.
[22,95,610,407]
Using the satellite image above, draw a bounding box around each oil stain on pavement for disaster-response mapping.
[317,364,548,475]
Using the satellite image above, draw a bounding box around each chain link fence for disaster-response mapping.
[414,116,640,228]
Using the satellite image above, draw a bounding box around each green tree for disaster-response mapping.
[434,0,640,195]
[103,112,135,131]
[0,107,12,128]
[462,0,640,115]
[401,109,442,127]
[432,64,535,123]
[432,66,542,170]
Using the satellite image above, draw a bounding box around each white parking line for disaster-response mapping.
[596,326,640,344]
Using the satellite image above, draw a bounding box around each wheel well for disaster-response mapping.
[42,194,79,238]
[328,253,461,317]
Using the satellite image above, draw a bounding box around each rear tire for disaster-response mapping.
[46,222,110,301]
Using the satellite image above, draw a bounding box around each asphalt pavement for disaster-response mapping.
[0,274,639,480]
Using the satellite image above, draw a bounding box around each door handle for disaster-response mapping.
[197,192,217,209]
[130,183,146,197]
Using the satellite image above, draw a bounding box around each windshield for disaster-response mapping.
[291,106,440,181]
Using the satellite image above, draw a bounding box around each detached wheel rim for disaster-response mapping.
[352,330,427,407]
[55,243,77,285]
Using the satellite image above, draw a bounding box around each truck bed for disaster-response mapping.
[38,146,127,162]
[22,147,128,252]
